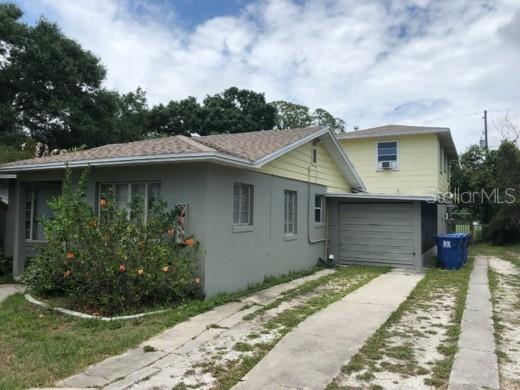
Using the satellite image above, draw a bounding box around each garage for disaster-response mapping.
[338,203,416,268]
[326,193,441,271]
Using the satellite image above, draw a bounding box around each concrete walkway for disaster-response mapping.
[0,284,23,304]
[448,256,500,390]
[55,269,334,388]
[233,270,424,390]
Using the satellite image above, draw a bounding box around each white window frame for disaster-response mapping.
[284,190,298,236]
[311,145,318,164]
[314,194,324,225]
[25,185,61,242]
[233,183,254,226]
[376,140,399,170]
[98,182,160,223]
[440,145,443,174]
[25,190,36,241]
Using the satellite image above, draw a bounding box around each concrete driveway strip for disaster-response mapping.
[233,269,424,390]
[0,284,23,304]
[56,269,334,389]
[448,256,500,390]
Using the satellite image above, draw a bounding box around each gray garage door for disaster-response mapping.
[338,203,415,268]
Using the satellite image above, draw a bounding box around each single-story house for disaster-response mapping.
[0,126,452,296]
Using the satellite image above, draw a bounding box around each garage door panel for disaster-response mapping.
[344,257,414,267]
[343,241,413,252]
[340,204,412,214]
[340,248,413,260]
[338,202,415,267]
[340,210,413,219]
[338,235,413,246]
[341,217,413,226]
[340,225,413,234]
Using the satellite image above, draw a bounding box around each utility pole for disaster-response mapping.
[483,109,488,151]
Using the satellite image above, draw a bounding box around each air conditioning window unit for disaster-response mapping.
[378,161,396,169]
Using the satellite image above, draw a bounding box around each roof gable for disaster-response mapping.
[0,127,365,191]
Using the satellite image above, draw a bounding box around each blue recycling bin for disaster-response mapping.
[436,234,465,269]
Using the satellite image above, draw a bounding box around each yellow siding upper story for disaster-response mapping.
[340,133,449,196]
[260,141,351,193]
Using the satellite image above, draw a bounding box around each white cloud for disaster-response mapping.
[19,0,520,151]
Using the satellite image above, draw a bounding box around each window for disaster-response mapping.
[440,146,443,174]
[25,185,61,241]
[314,195,324,224]
[312,145,318,164]
[284,190,298,235]
[98,182,160,223]
[377,141,398,168]
[233,183,253,225]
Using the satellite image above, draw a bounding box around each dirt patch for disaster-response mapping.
[332,288,456,389]
[489,256,520,390]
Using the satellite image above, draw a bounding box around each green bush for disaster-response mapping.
[23,168,202,315]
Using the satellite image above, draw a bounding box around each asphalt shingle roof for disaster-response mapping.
[337,124,450,139]
[0,127,322,168]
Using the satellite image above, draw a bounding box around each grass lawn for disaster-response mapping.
[0,267,320,390]
[328,256,474,389]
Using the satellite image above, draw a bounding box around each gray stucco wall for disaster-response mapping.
[203,164,326,296]
[8,163,326,296]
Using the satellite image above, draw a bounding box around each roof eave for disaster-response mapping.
[0,152,255,173]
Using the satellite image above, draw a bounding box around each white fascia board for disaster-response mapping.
[320,130,366,191]
[324,192,437,202]
[0,152,255,173]
[337,128,450,140]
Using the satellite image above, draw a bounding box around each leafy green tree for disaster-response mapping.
[200,87,276,135]
[148,97,202,136]
[451,141,520,243]
[312,108,346,132]
[0,4,108,149]
[271,101,312,129]
[271,101,346,131]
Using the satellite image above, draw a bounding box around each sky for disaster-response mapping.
[9,0,520,152]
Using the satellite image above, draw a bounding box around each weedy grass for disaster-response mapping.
[0,266,321,390]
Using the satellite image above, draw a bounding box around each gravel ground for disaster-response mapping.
[489,256,520,390]
[127,273,370,389]
[332,288,456,390]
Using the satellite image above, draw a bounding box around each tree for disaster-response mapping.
[312,108,346,133]
[271,101,346,132]
[0,4,137,150]
[200,87,276,135]
[271,101,312,129]
[147,97,202,137]
[451,141,520,243]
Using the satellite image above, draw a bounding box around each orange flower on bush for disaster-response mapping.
[66,251,75,260]
[137,268,144,275]
[194,277,201,285]
[64,270,72,278]
[119,264,126,273]
[89,219,97,228]
[167,227,175,238]
[99,198,108,208]
[162,266,169,273]
[184,238,195,247]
